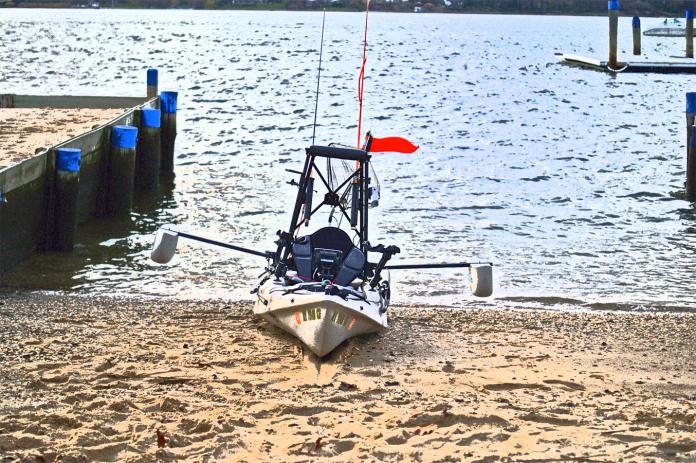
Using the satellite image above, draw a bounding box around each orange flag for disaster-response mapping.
[368,136,419,154]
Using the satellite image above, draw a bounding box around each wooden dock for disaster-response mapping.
[556,53,696,74]
[0,70,178,276]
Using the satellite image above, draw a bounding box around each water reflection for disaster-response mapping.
[0,179,177,292]
[1,10,696,309]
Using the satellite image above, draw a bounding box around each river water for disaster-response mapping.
[1,9,695,311]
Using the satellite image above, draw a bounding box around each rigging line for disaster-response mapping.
[311,9,326,146]
[305,10,326,227]
[356,0,370,149]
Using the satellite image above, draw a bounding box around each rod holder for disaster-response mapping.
[304,177,314,223]
[350,183,359,227]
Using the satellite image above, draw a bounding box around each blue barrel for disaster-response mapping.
[141,108,161,128]
[112,125,138,149]
[687,92,696,114]
[160,91,178,114]
[56,147,80,173]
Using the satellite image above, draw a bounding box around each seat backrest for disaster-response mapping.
[291,227,365,285]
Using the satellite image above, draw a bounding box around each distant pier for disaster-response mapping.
[558,1,696,74]
[555,53,696,74]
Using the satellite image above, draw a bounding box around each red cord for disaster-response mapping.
[357,0,370,149]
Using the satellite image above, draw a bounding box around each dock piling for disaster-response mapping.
[160,91,178,177]
[632,16,641,55]
[686,93,696,201]
[689,129,696,201]
[608,0,619,68]
[107,125,138,215]
[53,148,81,252]
[147,68,158,100]
[687,10,694,58]
[135,108,161,192]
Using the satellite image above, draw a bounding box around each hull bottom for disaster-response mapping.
[253,280,388,357]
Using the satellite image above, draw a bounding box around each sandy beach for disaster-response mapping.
[0,108,124,169]
[0,294,694,462]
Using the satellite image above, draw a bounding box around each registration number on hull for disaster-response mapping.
[294,308,357,331]
[295,307,321,325]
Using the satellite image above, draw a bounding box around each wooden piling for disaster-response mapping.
[632,16,641,55]
[687,10,694,58]
[686,93,696,201]
[689,129,696,201]
[160,91,178,177]
[107,125,138,215]
[53,148,80,252]
[135,108,161,192]
[147,68,158,100]
[608,0,619,68]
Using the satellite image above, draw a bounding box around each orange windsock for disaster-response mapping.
[368,136,419,154]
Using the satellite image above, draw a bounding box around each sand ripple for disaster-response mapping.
[0,295,694,461]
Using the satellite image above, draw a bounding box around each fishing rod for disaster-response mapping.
[303,9,327,227]
[311,9,326,146]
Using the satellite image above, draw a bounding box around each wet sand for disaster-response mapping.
[0,108,124,169]
[0,295,694,462]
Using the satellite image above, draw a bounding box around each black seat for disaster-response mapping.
[291,227,365,285]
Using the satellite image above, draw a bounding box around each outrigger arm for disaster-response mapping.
[386,262,492,269]
[151,226,273,264]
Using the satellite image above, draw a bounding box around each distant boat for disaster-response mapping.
[91,1,100,8]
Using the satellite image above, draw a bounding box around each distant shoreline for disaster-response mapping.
[0,3,688,17]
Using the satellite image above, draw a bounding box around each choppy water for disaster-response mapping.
[1,9,695,311]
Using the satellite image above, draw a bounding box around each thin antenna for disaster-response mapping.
[311,9,327,146]
[357,0,370,148]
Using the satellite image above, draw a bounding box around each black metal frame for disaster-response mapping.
[162,143,491,292]
[275,145,371,269]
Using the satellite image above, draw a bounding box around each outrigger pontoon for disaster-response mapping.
[151,137,493,357]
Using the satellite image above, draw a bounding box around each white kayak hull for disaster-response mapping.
[253,280,388,357]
